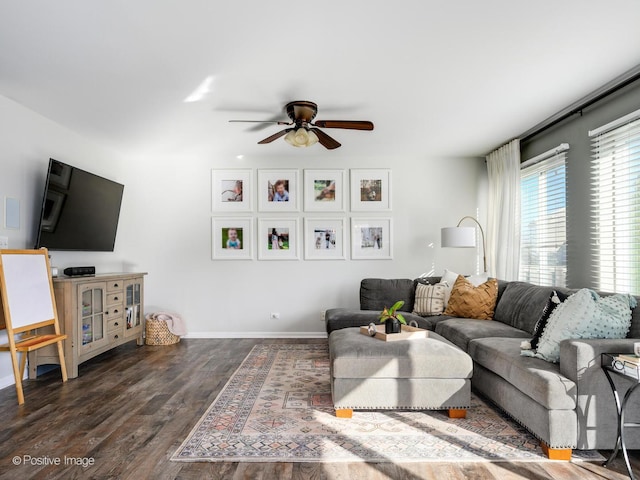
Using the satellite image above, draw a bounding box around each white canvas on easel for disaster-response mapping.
[0,249,67,405]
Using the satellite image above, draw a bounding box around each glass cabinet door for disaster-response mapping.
[80,284,105,347]
[125,281,142,331]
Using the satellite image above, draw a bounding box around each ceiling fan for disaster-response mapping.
[229,100,374,150]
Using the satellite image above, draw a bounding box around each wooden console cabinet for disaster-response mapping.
[28,272,146,379]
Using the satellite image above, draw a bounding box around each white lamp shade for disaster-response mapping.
[441,226,476,248]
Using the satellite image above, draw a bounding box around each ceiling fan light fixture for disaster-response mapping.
[284,128,318,148]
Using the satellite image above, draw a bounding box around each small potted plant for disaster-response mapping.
[379,300,407,334]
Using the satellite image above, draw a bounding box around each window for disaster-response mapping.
[519,146,568,286]
[590,110,640,295]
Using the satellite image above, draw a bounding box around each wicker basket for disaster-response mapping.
[145,318,180,345]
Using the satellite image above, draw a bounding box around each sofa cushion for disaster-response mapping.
[360,278,414,311]
[524,288,637,363]
[413,283,446,316]
[469,337,576,410]
[444,276,498,320]
[434,317,530,351]
[493,281,571,333]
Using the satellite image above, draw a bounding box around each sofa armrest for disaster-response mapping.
[559,338,636,382]
[560,338,640,449]
[325,309,376,334]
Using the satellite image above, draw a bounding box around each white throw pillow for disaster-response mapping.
[522,288,637,363]
[440,269,459,307]
[466,273,489,287]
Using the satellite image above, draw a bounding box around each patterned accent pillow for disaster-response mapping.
[444,275,498,320]
[521,290,570,351]
[440,269,488,307]
[413,283,446,316]
[522,288,637,363]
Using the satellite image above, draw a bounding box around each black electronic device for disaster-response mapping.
[63,266,96,277]
[34,158,124,252]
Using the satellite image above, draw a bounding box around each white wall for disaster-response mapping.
[0,94,487,387]
[116,151,486,338]
[0,95,131,388]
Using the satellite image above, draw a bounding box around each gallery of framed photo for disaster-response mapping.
[350,169,392,211]
[304,218,346,260]
[258,218,299,260]
[211,169,252,212]
[258,169,299,212]
[303,169,345,212]
[211,218,253,260]
[351,217,393,260]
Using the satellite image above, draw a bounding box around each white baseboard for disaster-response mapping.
[183,331,328,339]
[0,373,17,390]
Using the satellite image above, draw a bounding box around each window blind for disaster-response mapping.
[519,149,567,286]
[590,112,640,295]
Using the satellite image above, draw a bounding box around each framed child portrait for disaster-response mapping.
[304,218,346,260]
[350,168,392,211]
[258,218,299,260]
[211,217,253,260]
[258,169,299,212]
[351,217,393,259]
[303,169,346,212]
[211,169,252,212]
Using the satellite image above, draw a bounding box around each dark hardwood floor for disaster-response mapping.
[0,338,638,480]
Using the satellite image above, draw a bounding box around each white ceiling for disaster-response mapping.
[1,0,640,159]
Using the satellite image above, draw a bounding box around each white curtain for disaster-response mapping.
[486,139,521,280]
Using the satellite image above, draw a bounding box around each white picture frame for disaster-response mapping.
[258,218,299,260]
[351,217,393,260]
[258,169,299,212]
[350,168,392,211]
[303,169,346,212]
[211,169,253,212]
[304,218,346,260]
[212,217,253,260]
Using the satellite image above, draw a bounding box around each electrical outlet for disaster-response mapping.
[270,312,280,319]
[320,310,326,322]
[0,236,8,249]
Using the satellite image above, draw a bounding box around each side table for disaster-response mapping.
[601,353,640,480]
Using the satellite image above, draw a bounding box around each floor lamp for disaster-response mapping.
[441,216,487,273]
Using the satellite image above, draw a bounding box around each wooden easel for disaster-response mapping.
[0,249,67,405]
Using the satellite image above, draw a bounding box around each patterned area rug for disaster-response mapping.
[172,343,602,463]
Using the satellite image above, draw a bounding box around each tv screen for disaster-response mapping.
[35,159,124,252]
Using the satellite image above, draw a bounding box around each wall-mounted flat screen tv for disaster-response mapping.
[34,158,125,252]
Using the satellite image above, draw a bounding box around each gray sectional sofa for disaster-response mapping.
[325,277,640,458]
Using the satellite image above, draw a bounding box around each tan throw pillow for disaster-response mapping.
[413,283,446,316]
[444,275,498,320]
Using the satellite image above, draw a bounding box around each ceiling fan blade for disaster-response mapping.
[313,120,374,131]
[229,120,291,125]
[310,128,341,150]
[258,128,293,144]
[229,117,292,132]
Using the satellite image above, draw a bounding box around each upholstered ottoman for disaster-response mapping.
[329,327,473,418]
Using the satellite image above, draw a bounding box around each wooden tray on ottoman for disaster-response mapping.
[359,324,429,341]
